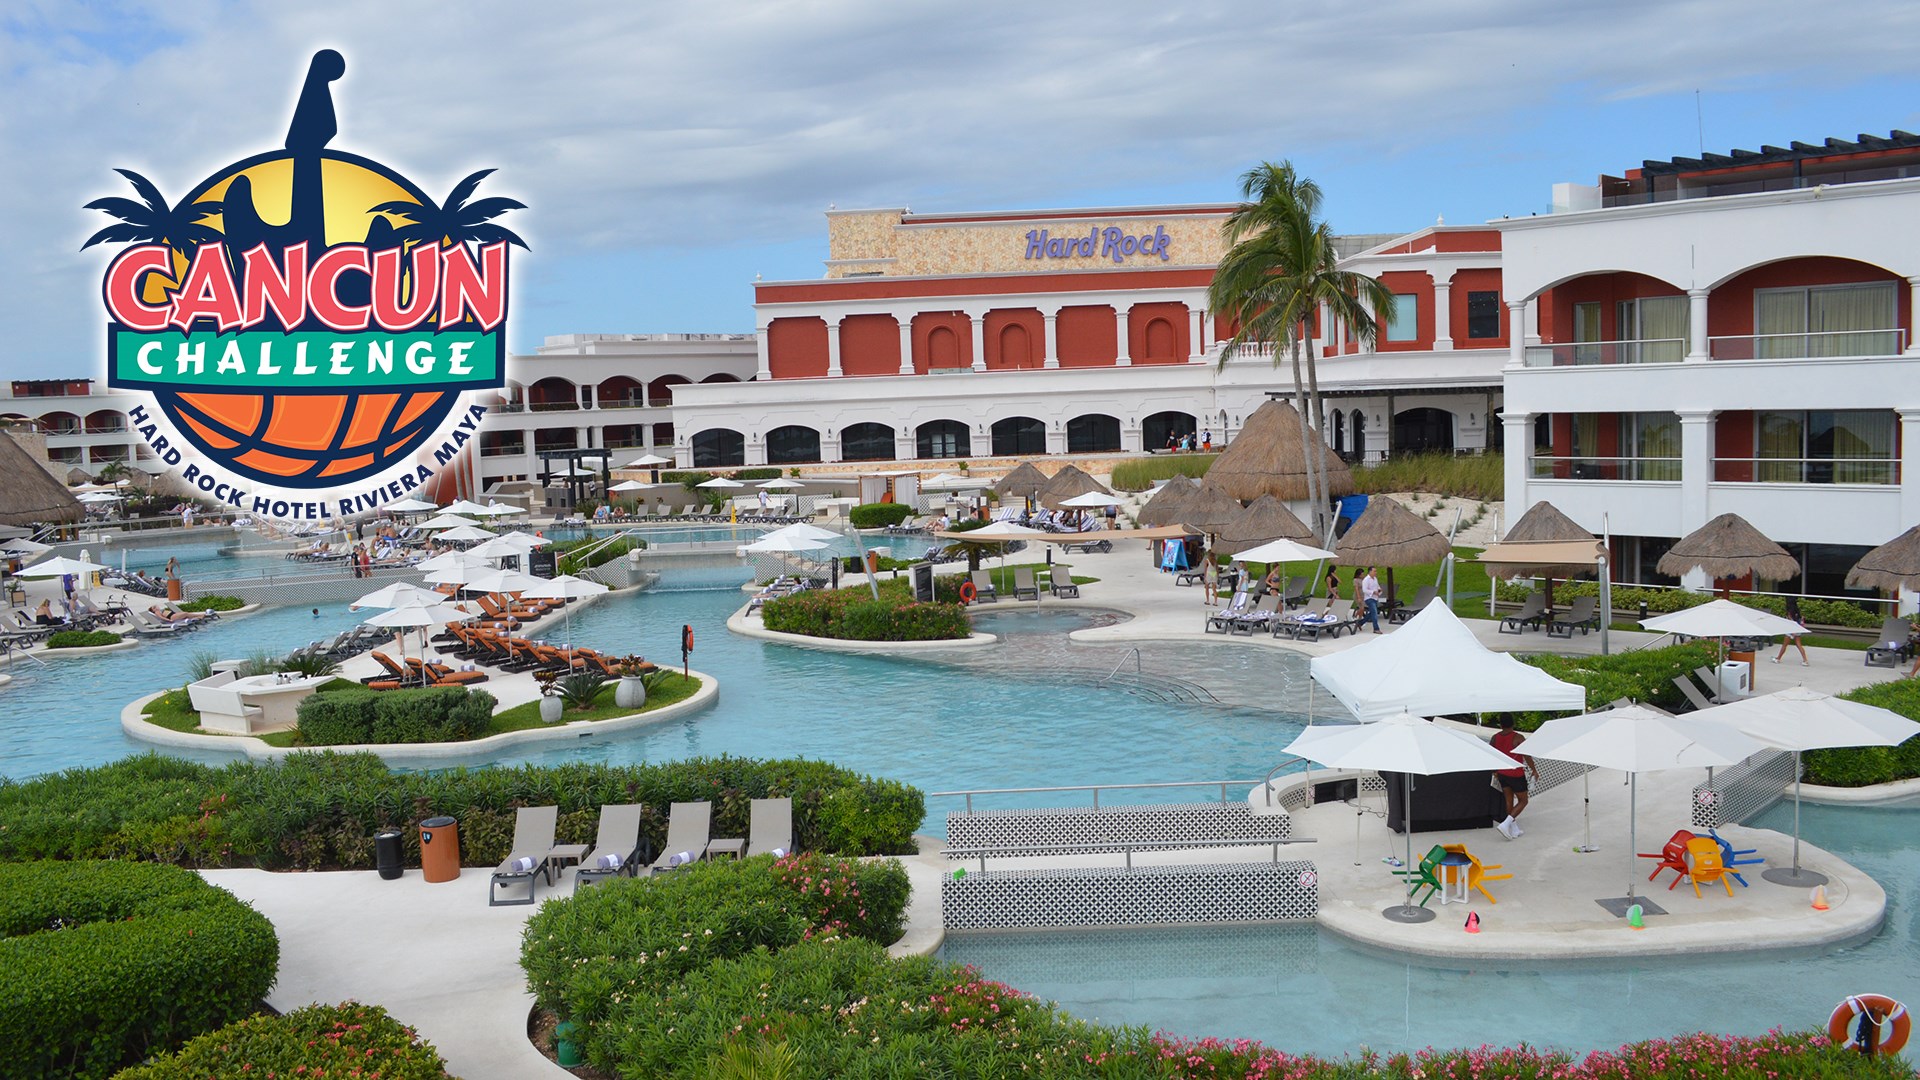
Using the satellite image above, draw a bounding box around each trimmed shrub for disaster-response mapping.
[113,1002,452,1080]
[295,686,496,745]
[174,595,243,613]
[1803,678,1920,786]
[0,861,277,1080]
[1492,580,1885,630]
[762,586,970,641]
[553,535,645,575]
[1109,453,1217,491]
[1514,640,1720,725]
[47,629,122,648]
[848,502,915,528]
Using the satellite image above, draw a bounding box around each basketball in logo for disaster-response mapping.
[90,50,520,501]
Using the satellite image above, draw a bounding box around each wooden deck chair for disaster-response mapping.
[489,805,559,906]
[573,803,646,893]
[745,797,793,858]
[1683,836,1735,897]
[646,801,712,875]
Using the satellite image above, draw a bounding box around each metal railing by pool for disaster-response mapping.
[930,779,1265,814]
[941,835,1315,873]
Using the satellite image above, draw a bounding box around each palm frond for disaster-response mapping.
[444,169,496,212]
[84,196,155,223]
[368,199,427,220]
[456,196,525,222]
[113,168,170,214]
[81,222,153,249]
[463,222,529,249]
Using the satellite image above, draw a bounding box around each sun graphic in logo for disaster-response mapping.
[87,50,523,495]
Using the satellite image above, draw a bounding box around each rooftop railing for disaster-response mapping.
[1707,328,1906,360]
[1522,338,1685,367]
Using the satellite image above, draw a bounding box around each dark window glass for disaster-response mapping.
[1466,291,1500,339]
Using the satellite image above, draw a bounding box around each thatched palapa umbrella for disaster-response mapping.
[1501,500,1597,610]
[1137,477,1198,527]
[1205,399,1353,503]
[1656,513,1799,589]
[993,461,1050,505]
[1846,524,1920,594]
[0,432,82,527]
[1177,482,1244,541]
[1216,494,1313,556]
[1333,496,1451,604]
[1038,465,1109,511]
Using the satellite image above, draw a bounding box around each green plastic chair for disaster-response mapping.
[1391,844,1448,907]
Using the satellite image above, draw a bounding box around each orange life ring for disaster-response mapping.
[958,580,977,605]
[1828,995,1911,1054]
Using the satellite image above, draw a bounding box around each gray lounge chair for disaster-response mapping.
[1206,591,1251,634]
[1388,586,1437,624]
[647,801,712,875]
[1230,593,1281,636]
[131,609,188,637]
[1548,596,1599,638]
[489,804,558,906]
[1499,593,1546,634]
[1865,616,1914,667]
[1012,566,1041,602]
[1672,675,1717,713]
[970,570,998,603]
[573,803,645,893]
[1049,565,1079,598]
[745,797,793,858]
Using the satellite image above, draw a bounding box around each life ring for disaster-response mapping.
[958,580,977,605]
[1828,994,1911,1054]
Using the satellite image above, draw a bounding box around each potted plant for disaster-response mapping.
[611,654,657,709]
[557,671,606,714]
[535,670,565,724]
[955,460,969,474]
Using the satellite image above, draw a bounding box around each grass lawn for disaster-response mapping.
[1236,547,1496,619]
[489,672,704,733]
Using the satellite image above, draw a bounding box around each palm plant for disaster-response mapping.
[1209,161,1395,537]
[369,169,527,252]
[82,169,224,252]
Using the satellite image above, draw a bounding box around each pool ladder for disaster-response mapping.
[1101,647,1142,682]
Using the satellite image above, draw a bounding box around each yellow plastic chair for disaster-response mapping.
[1443,844,1514,904]
[1684,837,1735,897]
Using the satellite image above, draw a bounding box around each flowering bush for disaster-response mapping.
[112,1002,452,1079]
[768,851,909,943]
[762,586,970,641]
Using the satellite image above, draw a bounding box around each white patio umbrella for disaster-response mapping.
[1283,711,1519,923]
[609,480,655,493]
[742,534,829,554]
[461,567,543,596]
[760,522,842,544]
[757,478,806,490]
[1698,686,1920,887]
[437,525,497,543]
[619,453,673,468]
[350,581,445,610]
[417,550,495,574]
[2,538,53,557]
[384,498,438,514]
[466,534,548,561]
[1641,599,1808,700]
[418,514,481,530]
[18,556,110,579]
[696,477,744,489]
[78,491,122,504]
[520,574,610,647]
[473,502,522,517]
[1230,537,1337,564]
[420,554,495,585]
[1057,491,1123,509]
[1519,704,1766,916]
[361,601,474,680]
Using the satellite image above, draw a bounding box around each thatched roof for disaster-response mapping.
[1655,513,1800,581]
[1333,496,1451,567]
[1205,399,1353,503]
[1175,482,1244,536]
[1136,477,1198,527]
[993,461,1050,499]
[1215,494,1313,555]
[1499,500,1597,576]
[1846,524,1920,592]
[0,432,81,526]
[1038,464,1109,510]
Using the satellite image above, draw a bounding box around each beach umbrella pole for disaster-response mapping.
[1577,769,1597,853]
[1763,750,1828,887]
[1384,772,1436,923]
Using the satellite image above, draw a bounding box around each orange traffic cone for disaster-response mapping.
[1811,885,1829,910]
[1464,911,1481,933]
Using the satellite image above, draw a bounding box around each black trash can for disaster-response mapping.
[375,830,404,880]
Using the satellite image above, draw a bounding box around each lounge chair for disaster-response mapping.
[1012,566,1041,602]
[1548,596,1599,638]
[1230,594,1281,636]
[969,570,998,604]
[1672,675,1717,713]
[418,661,489,687]
[488,805,559,906]
[646,801,713,875]
[130,609,188,637]
[1292,598,1346,642]
[1049,567,1080,598]
[1207,591,1253,634]
[1498,593,1546,634]
[573,803,646,893]
[1282,576,1311,609]
[1274,597,1329,639]
[1864,616,1914,667]
[745,797,793,858]
[1387,586,1437,624]
[1323,598,1358,637]
[360,651,414,685]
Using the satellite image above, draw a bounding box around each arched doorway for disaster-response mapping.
[999,324,1033,369]
[765,425,821,465]
[1350,410,1366,460]
[1142,410,1196,451]
[841,422,895,462]
[1332,410,1346,455]
[916,419,971,459]
[1066,414,1121,453]
[1393,407,1455,454]
[991,416,1046,456]
[692,428,745,468]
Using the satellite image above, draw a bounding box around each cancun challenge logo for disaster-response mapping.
[84,50,524,520]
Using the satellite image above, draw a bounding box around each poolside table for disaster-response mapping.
[705,838,745,860]
[1436,852,1473,905]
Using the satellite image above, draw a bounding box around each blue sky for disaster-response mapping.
[5,1,1919,372]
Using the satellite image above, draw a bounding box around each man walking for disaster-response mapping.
[1358,566,1383,633]
[1491,714,1538,838]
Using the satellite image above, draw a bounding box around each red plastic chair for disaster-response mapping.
[1637,829,1695,889]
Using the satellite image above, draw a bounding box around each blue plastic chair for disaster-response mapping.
[1709,829,1765,887]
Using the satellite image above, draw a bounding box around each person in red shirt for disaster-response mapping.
[1490,713,1538,839]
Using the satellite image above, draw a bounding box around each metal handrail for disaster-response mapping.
[929,779,1265,814]
[1101,647,1142,681]
[942,835,1315,873]
[1261,756,1313,806]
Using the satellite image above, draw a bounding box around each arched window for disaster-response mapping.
[991,416,1046,456]
[916,419,971,459]
[765,425,821,465]
[526,377,577,411]
[999,323,1033,368]
[1066,414,1121,453]
[647,375,691,407]
[1143,318,1177,361]
[841,422,895,462]
[927,326,961,370]
[597,376,644,409]
[692,428,745,468]
[1142,411,1196,452]
[1351,410,1366,459]
[701,373,741,383]
[1393,408,1455,453]
[1333,410,1346,454]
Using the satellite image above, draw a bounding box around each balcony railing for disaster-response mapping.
[489,401,526,413]
[1707,328,1906,361]
[478,443,526,458]
[597,397,648,410]
[528,400,583,413]
[1713,457,1900,485]
[1601,164,1920,207]
[1530,456,1681,481]
[41,425,82,436]
[1522,338,1685,367]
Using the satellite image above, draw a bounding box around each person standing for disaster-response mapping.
[1491,714,1539,839]
[1358,567,1383,633]
[1201,428,1213,452]
[1323,566,1341,600]
[1772,597,1810,667]
[1201,549,1219,603]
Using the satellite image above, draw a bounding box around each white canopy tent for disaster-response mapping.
[1310,602,1586,723]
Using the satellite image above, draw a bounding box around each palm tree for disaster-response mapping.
[371,168,528,251]
[1209,161,1394,538]
[81,169,224,252]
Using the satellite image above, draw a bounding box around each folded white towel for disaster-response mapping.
[596,852,624,870]
[508,856,536,873]
[667,850,694,867]
[769,847,788,858]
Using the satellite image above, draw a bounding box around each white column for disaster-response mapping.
[1042,309,1060,369]
[1507,301,1528,368]
[1678,411,1716,580]
[575,385,589,410]
[896,316,914,375]
[1316,300,1331,355]
[1906,279,1920,355]
[1503,413,1533,513]
[1901,409,1920,541]
[1187,306,1205,363]
[826,316,843,377]
[1114,305,1132,366]
[969,314,987,373]
[1355,294,1375,353]
[1431,278,1453,351]
[1686,288,1710,362]
[1525,298,1541,346]
[754,321,771,380]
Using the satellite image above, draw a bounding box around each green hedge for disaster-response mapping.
[849,502,915,528]
[1493,579,1885,630]
[1109,454,1217,491]
[175,595,244,613]
[1351,451,1504,500]
[113,1002,452,1080]
[296,685,496,745]
[1514,641,1721,726]
[0,861,278,1080]
[0,753,923,870]
[47,629,123,648]
[1803,679,1920,786]
[552,536,645,575]
[762,584,970,641]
